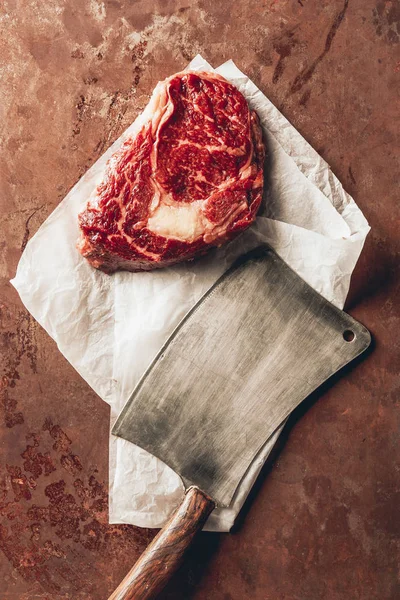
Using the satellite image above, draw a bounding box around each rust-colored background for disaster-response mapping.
[1,1,399,598]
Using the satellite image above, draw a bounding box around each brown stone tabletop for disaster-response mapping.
[1,1,399,599]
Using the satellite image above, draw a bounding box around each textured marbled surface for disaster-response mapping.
[1,1,399,598]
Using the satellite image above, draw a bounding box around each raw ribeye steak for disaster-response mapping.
[78,71,265,273]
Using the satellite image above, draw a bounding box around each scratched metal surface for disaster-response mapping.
[113,247,371,506]
[1,0,399,598]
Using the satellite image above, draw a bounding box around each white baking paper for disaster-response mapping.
[11,56,370,532]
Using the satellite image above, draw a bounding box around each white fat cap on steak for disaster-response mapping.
[147,201,206,243]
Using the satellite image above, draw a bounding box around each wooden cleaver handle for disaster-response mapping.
[108,486,215,600]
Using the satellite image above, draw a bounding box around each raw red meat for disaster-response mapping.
[77,71,265,273]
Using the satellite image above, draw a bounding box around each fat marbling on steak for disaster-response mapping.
[77,71,265,273]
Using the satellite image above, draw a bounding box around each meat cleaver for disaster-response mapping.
[109,245,370,600]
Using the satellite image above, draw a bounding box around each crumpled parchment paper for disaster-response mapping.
[11,55,370,532]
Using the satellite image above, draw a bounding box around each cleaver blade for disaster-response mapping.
[109,245,370,600]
